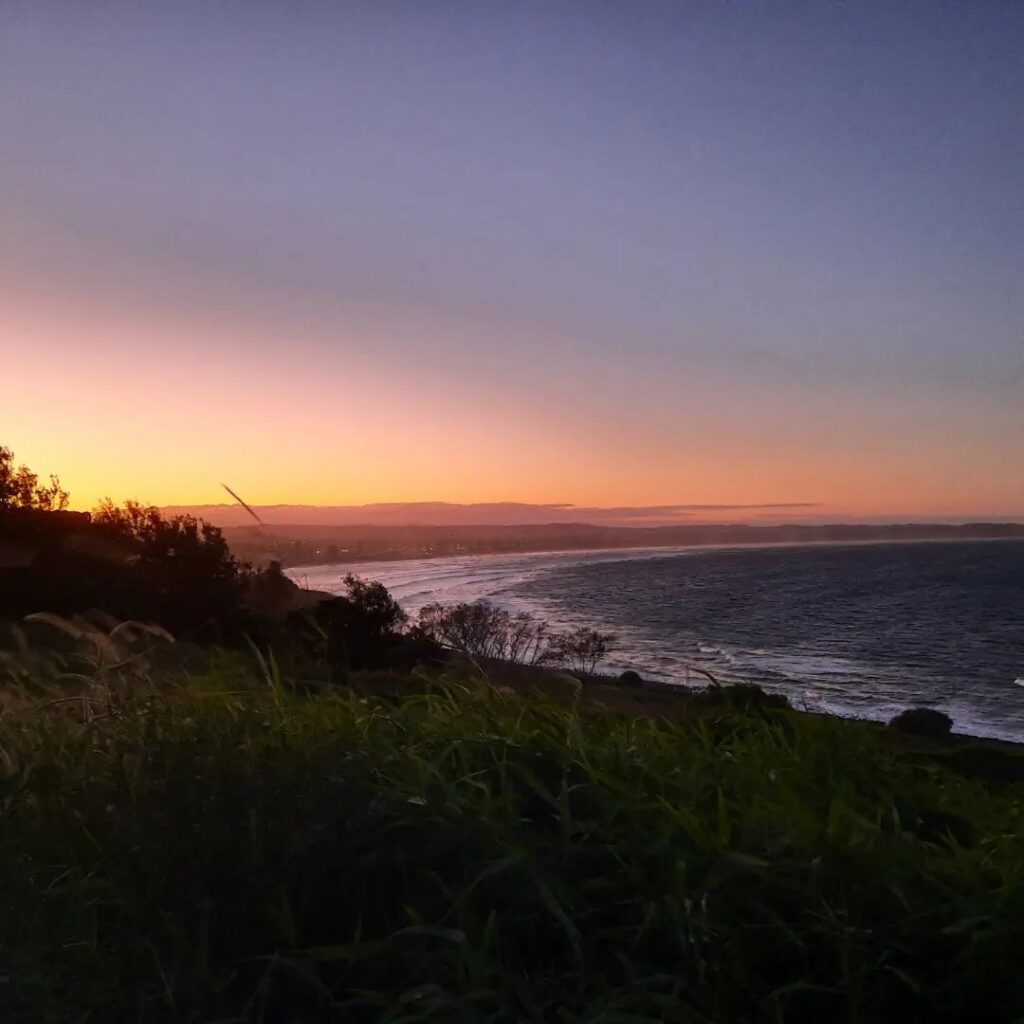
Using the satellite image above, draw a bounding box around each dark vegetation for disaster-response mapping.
[0,448,431,671]
[3,444,1024,1022]
[4,652,1024,1023]
[0,447,619,690]
[889,706,954,739]
[415,600,615,676]
[1,446,245,637]
[688,680,793,713]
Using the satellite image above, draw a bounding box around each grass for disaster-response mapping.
[2,659,1024,1023]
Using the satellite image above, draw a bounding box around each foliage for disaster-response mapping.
[546,625,616,676]
[4,666,1023,1023]
[889,706,954,739]
[0,445,69,513]
[245,560,305,619]
[415,603,614,676]
[92,498,240,585]
[416,601,552,666]
[340,574,408,636]
[87,500,245,633]
[0,449,247,636]
[0,611,175,714]
[689,681,793,713]
[282,574,410,674]
[618,669,644,686]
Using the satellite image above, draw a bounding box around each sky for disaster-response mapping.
[2,1,1022,521]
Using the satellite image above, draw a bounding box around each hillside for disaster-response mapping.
[4,657,1024,1022]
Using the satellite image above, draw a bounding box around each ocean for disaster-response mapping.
[293,539,1024,742]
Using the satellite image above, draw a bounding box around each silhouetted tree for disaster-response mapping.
[0,445,69,513]
[285,574,409,673]
[417,601,553,666]
[505,611,552,667]
[341,574,408,636]
[88,499,245,633]
[547,627,615,676]
[0,450,247,634]
[417,601,511,659]
[93,499,239,580]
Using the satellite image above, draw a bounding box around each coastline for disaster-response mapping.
[463,654,1024,755]
[223,518,1024,571]
[290,539,1024,744]
[284,531,1024,572]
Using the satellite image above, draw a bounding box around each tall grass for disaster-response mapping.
[2,663,1023,1022]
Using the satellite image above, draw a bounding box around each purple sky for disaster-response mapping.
[3,2,1022,518]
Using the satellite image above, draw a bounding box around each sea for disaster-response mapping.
[291,540,1024,742]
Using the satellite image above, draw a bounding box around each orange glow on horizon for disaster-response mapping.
[4,4,1023,532]
[3,280,1022,524]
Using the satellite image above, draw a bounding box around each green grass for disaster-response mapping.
[2,663,1024,1023]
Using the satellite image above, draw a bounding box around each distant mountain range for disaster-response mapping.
[159,500,1024,530]
[160,501,823,528]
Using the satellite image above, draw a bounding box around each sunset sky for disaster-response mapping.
[3,2,1022,521]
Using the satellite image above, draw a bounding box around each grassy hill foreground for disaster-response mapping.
[3,653,1024,1023]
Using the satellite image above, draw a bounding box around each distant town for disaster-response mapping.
[222,521,1024,568]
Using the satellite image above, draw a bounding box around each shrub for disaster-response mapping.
[0,485,247,637]
[283,574,409,673]
[889,707,953,739]
[91,499,246,633]
[416,602,552,665]
[691,682,791,713]
[618,669,644,687]
[545,626,616,676]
